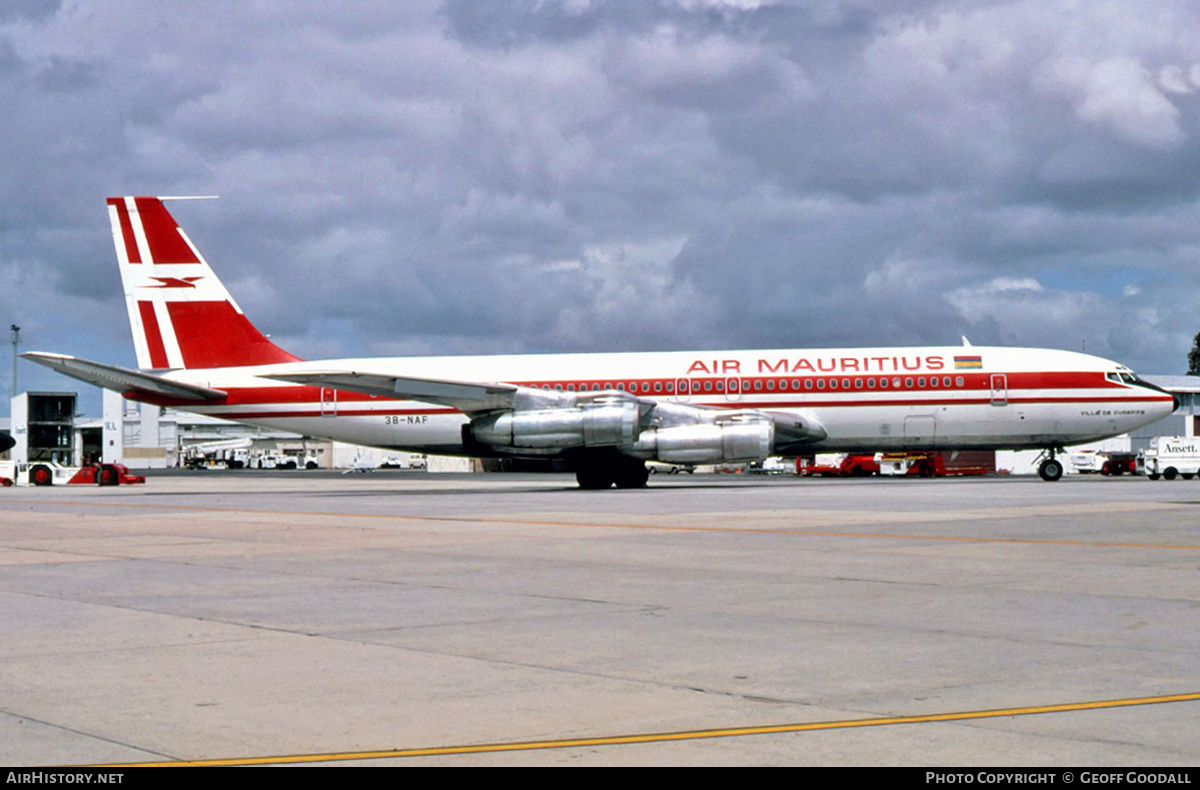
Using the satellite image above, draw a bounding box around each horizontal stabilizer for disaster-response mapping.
[263,370,519,414]
[21,352,227,401]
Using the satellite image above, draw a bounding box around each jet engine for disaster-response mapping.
[631,414,774,464]
[468,399,641,449]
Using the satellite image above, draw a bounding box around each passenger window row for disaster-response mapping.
[528,376,970,393]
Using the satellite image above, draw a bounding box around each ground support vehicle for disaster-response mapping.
[378,454,426,470]
[1099,452,1139,476]
[647,461,694,475]
[182,440,252,470]
[251,453,297,469]
[1139,437,1200,481]
[879,451,994,477]
[0,460,145,487]
[799,454,880,477]
[748,457,796,475]
[1069,451,1105,474]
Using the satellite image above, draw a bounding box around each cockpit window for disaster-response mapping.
[1110,371,1148,386]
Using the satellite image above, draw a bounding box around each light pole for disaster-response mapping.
[9,324,18,398]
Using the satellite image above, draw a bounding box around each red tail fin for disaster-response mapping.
[108,197,301,370]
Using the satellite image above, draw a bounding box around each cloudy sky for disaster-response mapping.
[4,0,1200,412]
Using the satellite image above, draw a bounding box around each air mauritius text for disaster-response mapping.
[686,355,947,375]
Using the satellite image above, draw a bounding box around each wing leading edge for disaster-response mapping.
[261,370,520,414]
[21,352,227,401]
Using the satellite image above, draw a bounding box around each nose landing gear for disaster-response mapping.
[1037,449,1064,482]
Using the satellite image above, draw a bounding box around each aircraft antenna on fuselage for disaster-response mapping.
[961,336,973,347]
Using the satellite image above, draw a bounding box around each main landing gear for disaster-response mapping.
[1037,449,1064,482]
[572,450,650,490]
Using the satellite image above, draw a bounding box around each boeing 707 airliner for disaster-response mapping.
[24,197,1177,488]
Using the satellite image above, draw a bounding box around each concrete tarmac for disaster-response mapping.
[1,471,1198,766]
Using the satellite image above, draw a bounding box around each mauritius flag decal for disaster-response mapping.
[954,355,983,370]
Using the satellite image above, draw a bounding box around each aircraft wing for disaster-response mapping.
[262,370,520,414]
[266,370,828,444]
[21,352,228,401]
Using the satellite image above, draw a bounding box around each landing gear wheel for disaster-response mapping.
[1038,458,1064,482]
[30,464,53,486]
[613,462,650,489]
[576,467,615,490]
[573,452,648,490]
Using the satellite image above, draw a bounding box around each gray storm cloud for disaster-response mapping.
[4,0,1200,411]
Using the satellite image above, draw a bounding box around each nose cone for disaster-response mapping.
[1151,391,1179,421]
[1147,390,1180,425]
[1134,378,1180,419]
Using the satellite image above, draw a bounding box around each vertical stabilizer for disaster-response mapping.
[107,196,301,370]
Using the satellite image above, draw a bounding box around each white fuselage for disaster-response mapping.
[142,345,1175,457]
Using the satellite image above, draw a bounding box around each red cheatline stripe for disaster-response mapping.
[211,408,457,419]
[715,395,1172,410]
[160,375,1162,407]
[191,396,1168,420]
[126,383,1170,414]
[193,392,1167,411]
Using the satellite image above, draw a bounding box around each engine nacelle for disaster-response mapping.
[470,402,639,449]
[635,418,774,464]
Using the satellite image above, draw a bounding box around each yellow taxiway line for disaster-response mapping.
[101,691,1200,767]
